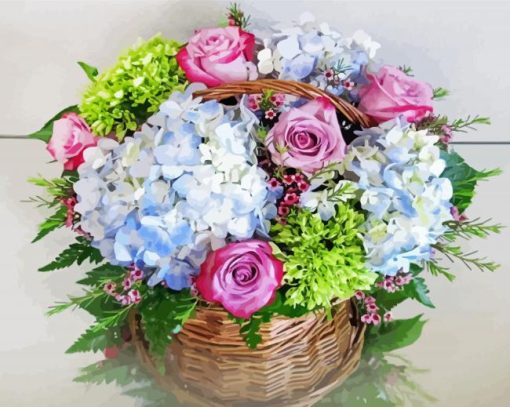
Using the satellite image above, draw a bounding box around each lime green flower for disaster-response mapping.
[271,205,377,310]
[79,35,186,139]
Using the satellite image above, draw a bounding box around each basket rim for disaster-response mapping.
[193,79,376,128]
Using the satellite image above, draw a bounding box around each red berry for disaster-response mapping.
[104,346,119,359]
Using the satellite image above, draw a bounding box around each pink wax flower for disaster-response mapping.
[451,206,468,223]
[270,93,285,107]
[265,97,346,175]
[265,109,277,120]
[371,313,382,325]
[122,277,133,291]
[130,267,144,282]
[128,289,142,304]
[176,26,257,87]
[364,296,376,305]
[196,240,284,319]
[62,196,77,228]
[46,112,97,171]
[366,303,379,313]
[354,291,365,301]
[103,282,116,295]
[358,65,434,124]
[384,312,393,322]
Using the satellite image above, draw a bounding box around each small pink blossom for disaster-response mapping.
[122,277,133,291]
[354,290,365,300]
[365,296,376,305]
[383,278,397,293]
[366,303,379,313]
[61,197,77,228]
[268,178,280,189]
[248,94,261,111]
[277,205,290,217]
[361,313,373,324]
[384,312,393,322]
[282,174,294,185]
[342,79,355,91]
[440,125,453,144]
[103,282,116,295]
[324,69,334,80]
[297,181,309,192]
[265,109,277,120]
[451,206,468,223]
[293,173,305,184]
[283,192,300,206]
[128,289,142,304]
[270,93,285,107]
[371,313,382,325]
[130,268,144,282]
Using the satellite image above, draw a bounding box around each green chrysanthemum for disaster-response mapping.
[79,35,186,139]
[271,204,377,310]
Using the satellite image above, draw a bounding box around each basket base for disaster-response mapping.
[129,300,365,407]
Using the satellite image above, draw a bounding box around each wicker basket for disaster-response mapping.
[129,79,374,406]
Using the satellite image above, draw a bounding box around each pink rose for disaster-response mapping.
[265,97,346,175]
[176,26,257,87]
[196,240,284,319]
[358,65,434,124]
[46,112,97,171]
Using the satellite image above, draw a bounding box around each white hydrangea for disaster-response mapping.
[256,12,380,99]
[341,120,453,275]
[74,85,274,290]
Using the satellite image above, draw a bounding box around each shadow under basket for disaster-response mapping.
[129,299,365,407]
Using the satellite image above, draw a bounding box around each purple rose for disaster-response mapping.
[265,97,346,175]
[196,240,284,319]
[358,65,434,124]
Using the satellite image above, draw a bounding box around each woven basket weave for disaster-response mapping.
[129,79,373,405]
[129,300,364,407]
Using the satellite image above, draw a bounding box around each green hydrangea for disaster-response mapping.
[271,205,377,310]
[79,35,186,138]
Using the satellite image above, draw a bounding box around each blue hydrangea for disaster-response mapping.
[74,84,275,290]
[341,120,453,275]
[256,12,380,100]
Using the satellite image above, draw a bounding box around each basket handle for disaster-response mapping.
[193,79,376,128]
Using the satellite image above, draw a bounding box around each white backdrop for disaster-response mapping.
[1,1,509,406]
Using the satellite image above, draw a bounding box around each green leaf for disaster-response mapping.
[66,325,117,354]
[77,263,127,287]
[38,236,103,272]
[238,317,264,349]
[441,150,501,212]
[32,205,67,243]
[28,105,79,143]
[139,288,196,364]
[408,276,435,308]
[74,360,133,386]
[367,315,426,353]
[433,87,449,99]
[78,61,99,81]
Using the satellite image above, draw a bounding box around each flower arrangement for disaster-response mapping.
[29,4,501,372]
